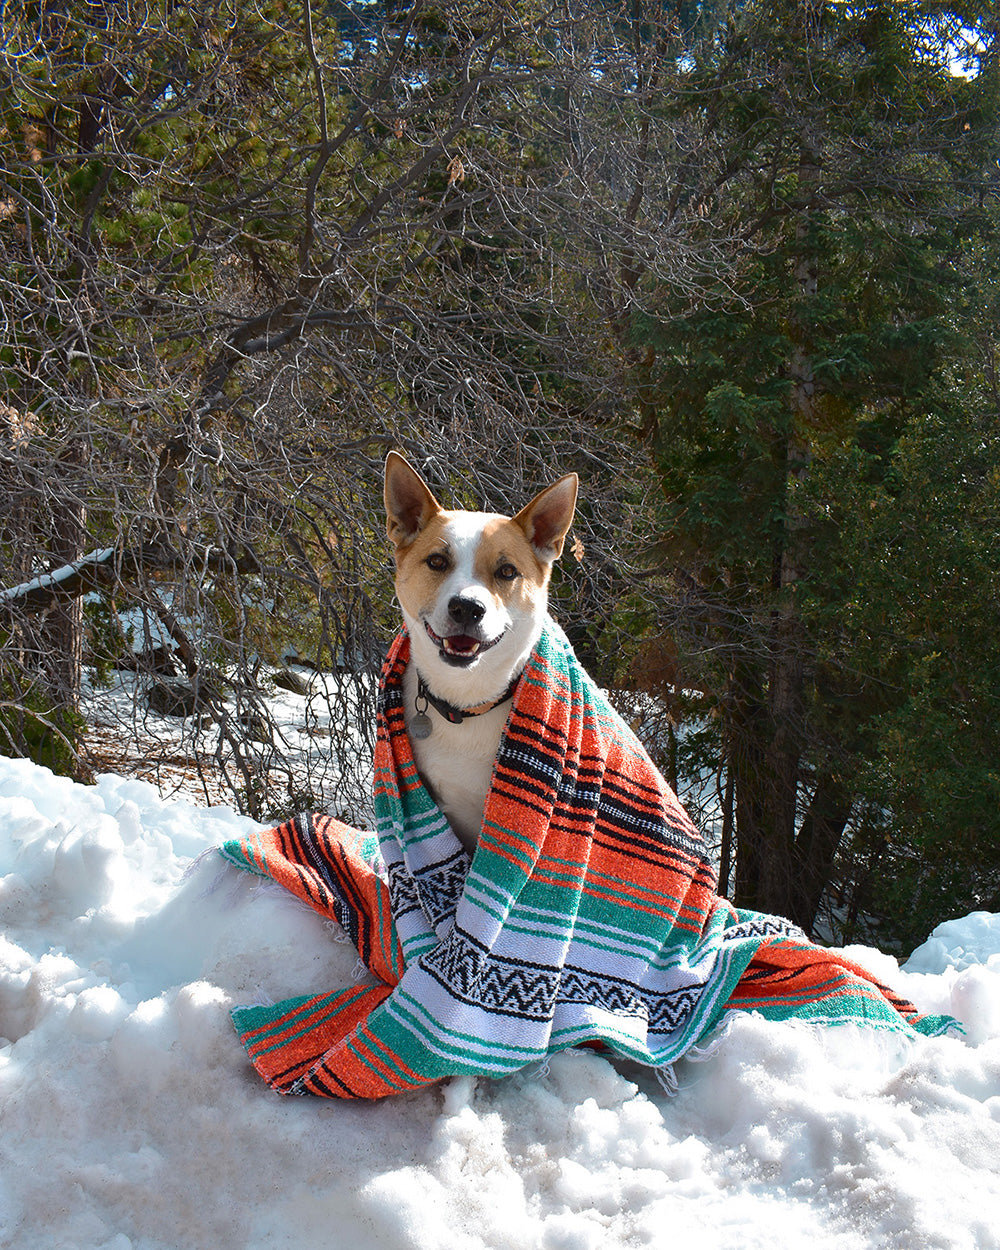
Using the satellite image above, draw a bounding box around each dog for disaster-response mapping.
[384,451,578,855]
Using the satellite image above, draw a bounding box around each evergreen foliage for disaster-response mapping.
[628,0,1000,940]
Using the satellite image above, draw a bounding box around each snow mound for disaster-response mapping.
[906,911,1000,973]
[1,755,999,1250]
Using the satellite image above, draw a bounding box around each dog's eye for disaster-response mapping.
[426,552,449,572]
[495,562,519,582]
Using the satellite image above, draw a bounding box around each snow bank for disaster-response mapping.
[1,756,999,1250]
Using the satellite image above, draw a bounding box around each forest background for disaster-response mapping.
[2,0,998,954]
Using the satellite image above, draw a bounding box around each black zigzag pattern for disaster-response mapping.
[724,916,807,943]
[647,987,703,1032]
[413,853,469,929]
[422,930,560,1021]
[556,966,705,1033]
[556,968,646,1020]
[420,932,707,1032]
[386,860,422,920]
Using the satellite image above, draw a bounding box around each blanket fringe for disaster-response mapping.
[654,1063,679,1097]
[685,1014,735,1063]
[185,848,253,907]
[324,919,351,943]
[183,846,220,880]
[184,846,238,897]
[246,986,276,1010]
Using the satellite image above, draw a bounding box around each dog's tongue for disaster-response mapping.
[443,634,481,656]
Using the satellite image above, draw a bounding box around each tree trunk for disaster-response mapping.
[718,753,735,898]
[791,774,853,935]
[43,439,89,718]
[757,115,822,917]
[729,659,774,911]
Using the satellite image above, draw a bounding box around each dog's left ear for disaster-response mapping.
[514,473,579,564]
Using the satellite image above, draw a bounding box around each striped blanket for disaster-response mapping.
[220,621,953,1098]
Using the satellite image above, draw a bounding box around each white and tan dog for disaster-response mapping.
[384,451,578,855]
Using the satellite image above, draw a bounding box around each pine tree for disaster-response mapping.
[630,0,999,933]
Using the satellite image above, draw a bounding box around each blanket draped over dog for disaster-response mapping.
[219,622,953,1099]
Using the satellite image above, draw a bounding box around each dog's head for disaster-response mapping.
[384,452,578,703]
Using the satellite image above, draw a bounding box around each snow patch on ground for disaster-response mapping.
[1,755,998,1250]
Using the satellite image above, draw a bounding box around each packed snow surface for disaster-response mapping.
[1,755,999,1250]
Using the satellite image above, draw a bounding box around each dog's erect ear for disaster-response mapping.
[514,473,579,564]
[384,452,443,549]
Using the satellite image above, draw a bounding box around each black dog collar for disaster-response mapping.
[415,672,520,728]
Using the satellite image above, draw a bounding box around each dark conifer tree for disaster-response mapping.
[628,0,999,934]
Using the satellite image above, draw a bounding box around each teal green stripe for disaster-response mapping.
[462,875,515,920]
[234,987,370,1058]
[400,934,437,961]
[478,823,536,874]
[497,901,664,960]
[402,823,451,846]
[218,840,267,878]
[388,990,544,1064]
[346,1023,420,1087]
[500,915,576,945]
[399,808,451,841]
[499,917,659,961]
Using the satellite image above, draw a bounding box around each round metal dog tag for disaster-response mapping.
[410,712,433,740]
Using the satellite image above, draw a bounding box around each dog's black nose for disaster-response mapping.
[448,596,485,629]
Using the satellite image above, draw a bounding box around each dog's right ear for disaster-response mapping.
[384,452,442,550]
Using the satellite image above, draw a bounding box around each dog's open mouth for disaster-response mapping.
[424,621,503,666]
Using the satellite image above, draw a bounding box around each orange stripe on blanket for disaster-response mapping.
[727,939,920,1019]
[241,984,394,1092]
[301,1020,430,1099]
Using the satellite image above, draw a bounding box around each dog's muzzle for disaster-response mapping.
[424,620,504,667]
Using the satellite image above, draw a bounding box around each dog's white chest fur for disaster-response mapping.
[402,664,509,855]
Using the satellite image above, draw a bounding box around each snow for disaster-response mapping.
[81,663,375,819]
[1,755,999,1250]
[0,547,116,604]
